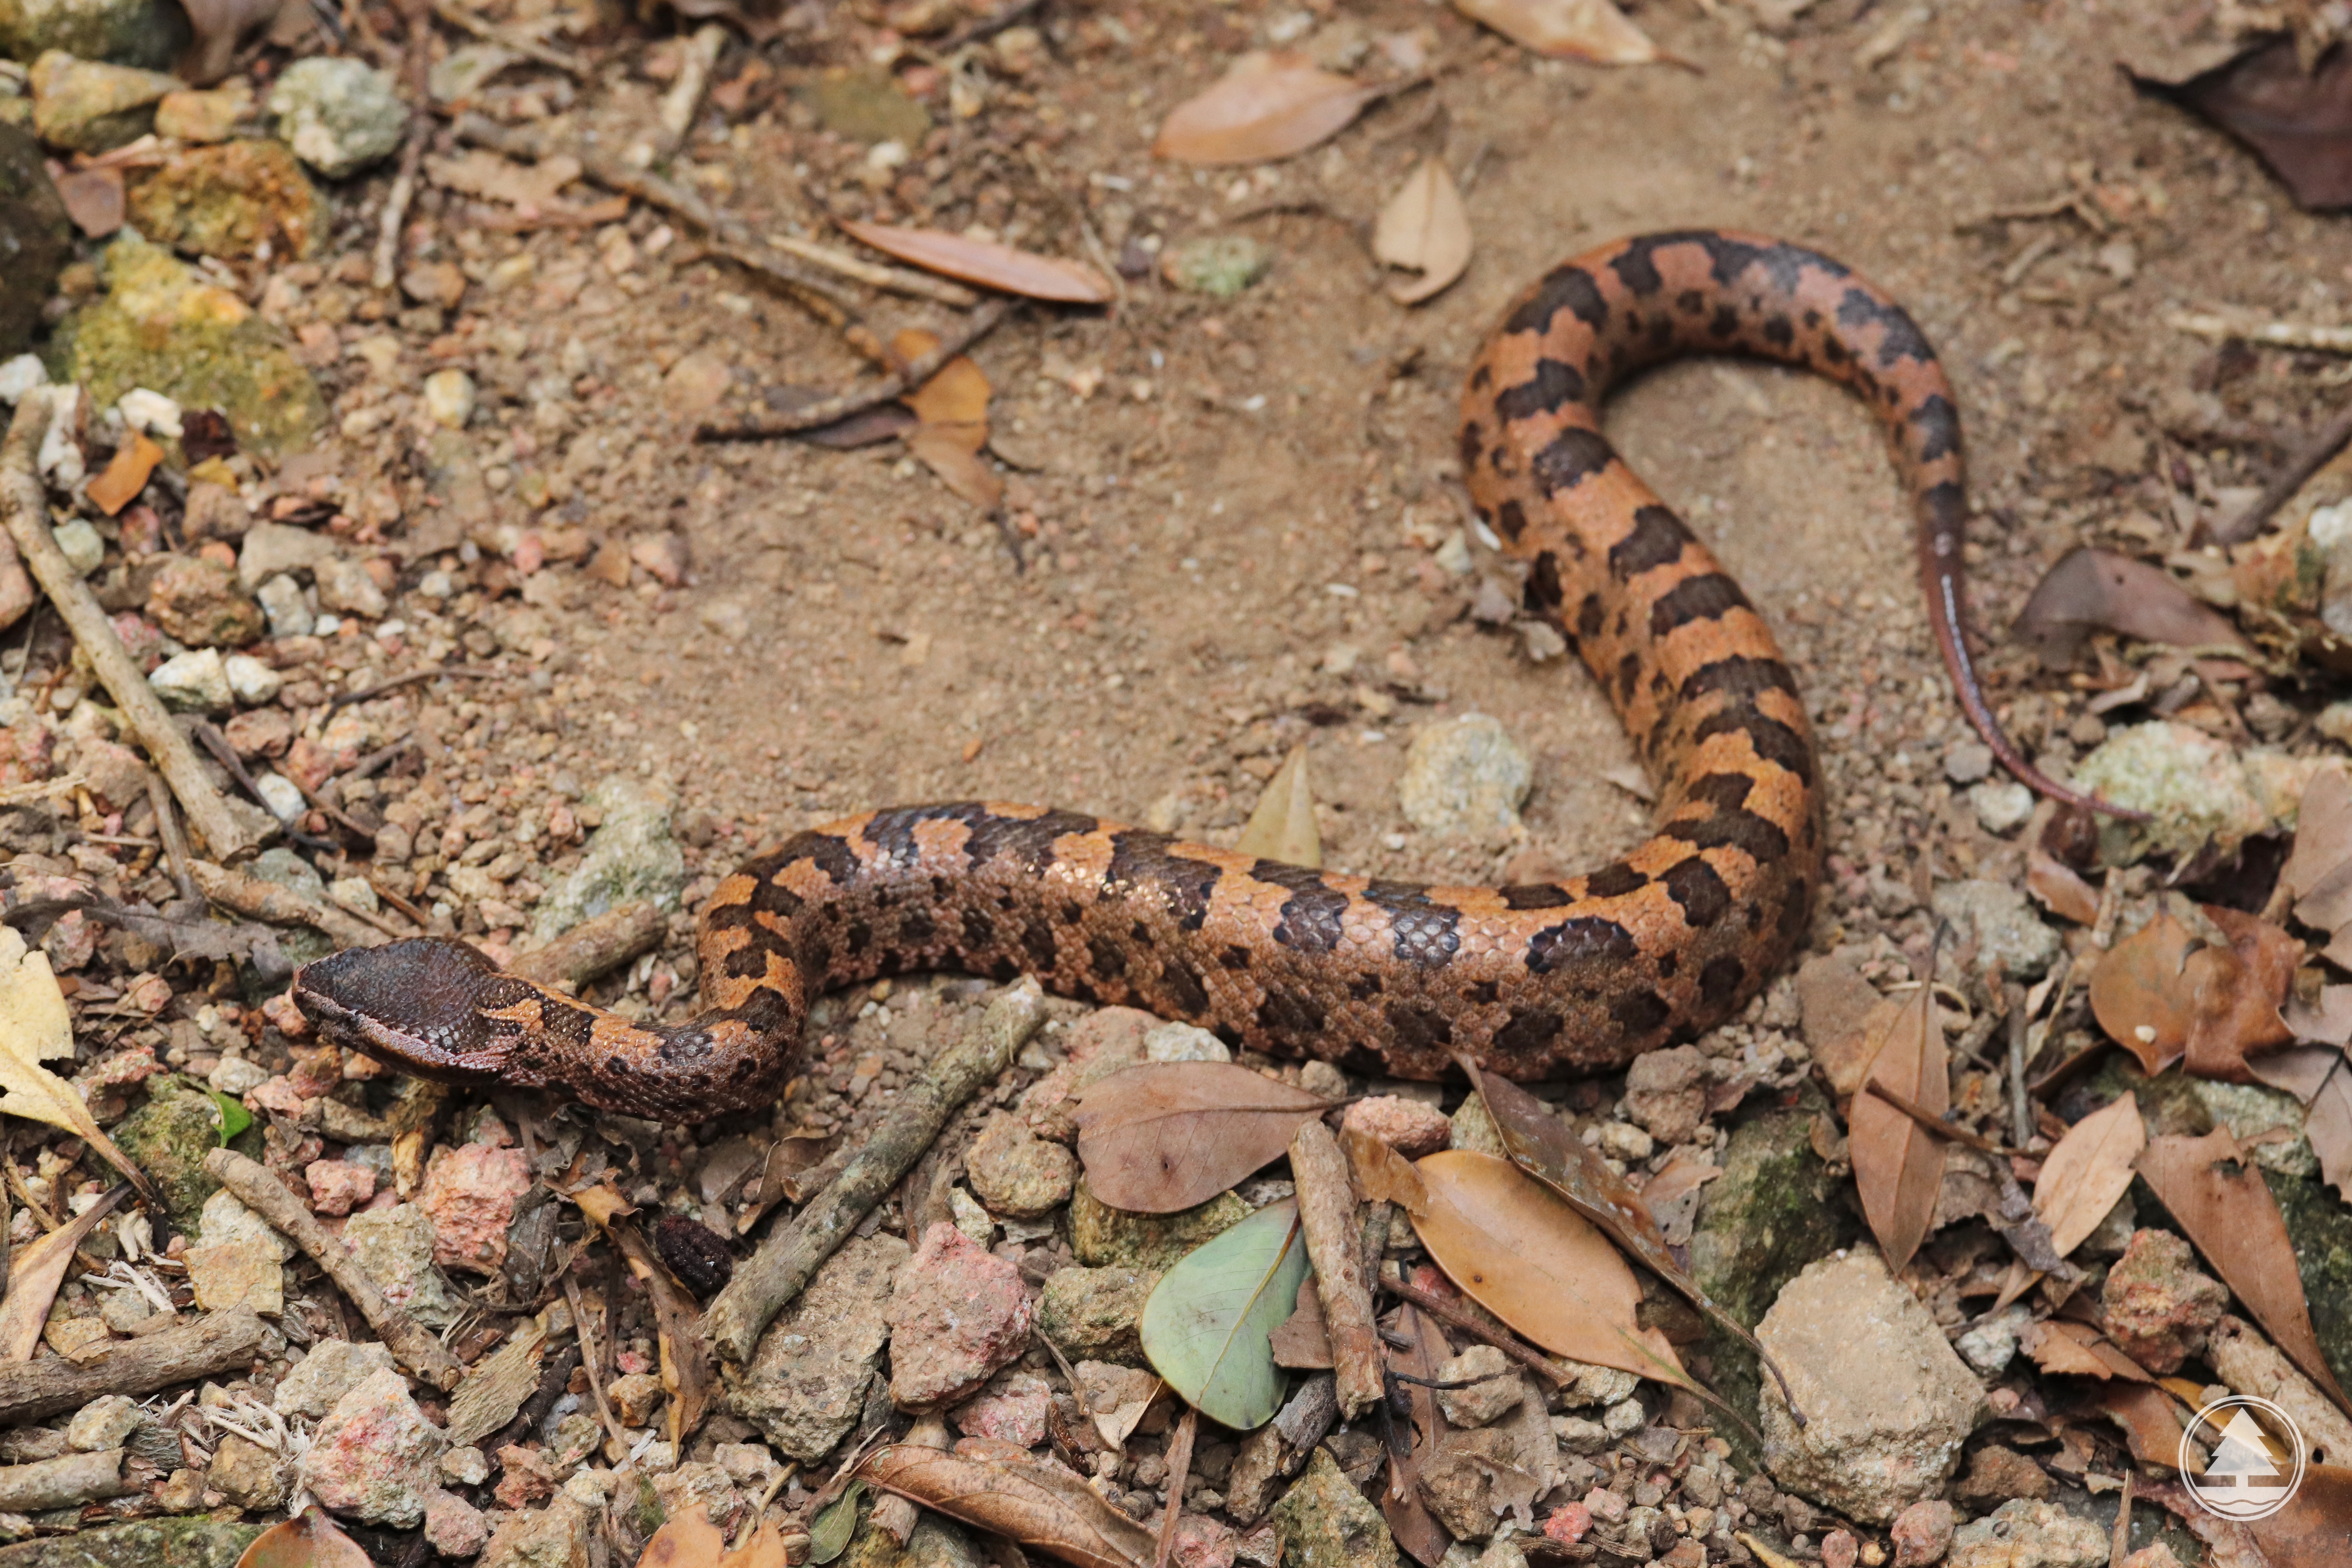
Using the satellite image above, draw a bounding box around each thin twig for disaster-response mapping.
[2212,399,2352,546]
[144,774,197,904]
[651,23,727,165]
[562,1273,630,1459]
[940,0,1045,49]
[329,665,489,712]
[767,234,979,308]
[698,298,1013,442]
[1863,1078,2018,1157]
[187,722,337,853]
[373,0,436,291]
[1154,1404,1196,1568]
[1376,1271,1573,1388]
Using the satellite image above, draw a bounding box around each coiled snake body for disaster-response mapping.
[297,231,2085,1123]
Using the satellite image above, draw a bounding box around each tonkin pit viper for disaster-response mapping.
[295,230,2108,1123]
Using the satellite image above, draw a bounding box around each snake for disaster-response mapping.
[295,230,2110,1123]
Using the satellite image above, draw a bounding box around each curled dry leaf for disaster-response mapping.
[2092,1382,2199,1470]
[2150,37,2352,209]
[233,1508,375,1568]
[2018,1318,2154,1382]
[1267,1276,1333,1370]
[1234,745,1320,867]
[572,1184,714,1445]
[2026,842,2101,925]
[1409,1150,1692,1389]
[2090,913,2199,1072]
[1373,157,1471,304]
[2139,1128,2352,1419]
[0,1185,129,1363]
[1152,52,1386,167]
[838,220,1113,305]
[857,1445,1153,1568]
[2010,547,2249,668]
[86,432,162,516]
[2283,767,2352,968]
[1848,970,1948,1275]
[1452,0,1667,64]
[2030,1092,2146,1259]
[1342,1123,1428,1216]
[2089,907,2296,1081]
[1138,1198,1309,1431]
[1072,1062,1331,1213]
[894,327,1002,511]
[0,929,156,1205]
[640,1505,790,1568]
[1381,1302,1451,1568]
[2245,1044,2352,1201]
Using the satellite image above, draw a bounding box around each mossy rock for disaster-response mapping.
[1270,1446,1398,1568]
[0,120,68,356]
[0,1516,262,1568]
[112,1078,231,1230]
[2265,1167,2352,1395]
[124,139,322,262]
[1686,1085,1862,1467]
[51,234,324,455]
[1067,1178,1248,1271]
[0,0,188,71]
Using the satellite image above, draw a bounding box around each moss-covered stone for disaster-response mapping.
[0,0,187,72]
[1686,1088,1862,1467]
[2265,1167,2352,1395]
[0,120,67,356]
[841,1516,981,1568]
[1067,1178,1248,1271]
[112,1079,227,1229]
[27,49,173,151]
[0,1515,262,1568]
[52,234,325,456]
[1035,1264,1158,1363]
[801,66,929,145]
[531,777,683,941]
[1270,1446,1398,1568]
[125,139,321,261]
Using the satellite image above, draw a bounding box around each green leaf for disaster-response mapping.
[208,1088,252,1147]
[1139,1197,1308,1429]
[808,1479,862,1565]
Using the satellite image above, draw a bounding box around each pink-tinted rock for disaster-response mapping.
[1341,1094,1451,1159]
[1544,1502,1593,1544]
[299,1368,446,1527]
[1891,1498,1957,1568]
[1582,1487,1627,1525]
[885,1221,1034,1411]
[424,1489,488,1556]
[630,532,689,587]
[951,1368,1052,1448]
[2103,1228,2228,1374]
[224,706,293,757]
[1624,1044,1708,1144]
[306,1159,377,1217]
[249,1074,309,1117]
[2119,1547,2186,1568]
[75,738,149,811]
[260,989,309,1038]
[420,1141,532,1274]
[1821,1529,1858,1568]
[1170,1515,1236,1568]
[40,909,96,971]
[492,1444,557,1509]
[146,553,263,648]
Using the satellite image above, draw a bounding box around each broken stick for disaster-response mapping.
[510,900,664,990]
[0,1308,272,1423]
[0,1449,134,1511]
[703,978,1045,1363]
[1287,1119,1383,1420]
[205,1148,464,1390]
[0,394,260,862]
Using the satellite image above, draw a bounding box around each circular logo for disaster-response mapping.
[2182,1395,2306,1521]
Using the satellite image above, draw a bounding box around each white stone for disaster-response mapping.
[1144,1020,1231,1064]
[1398,713,1532,839]
[315,557,388,618]
[274,1338,401,1419]
[148,648,232,713]
[117,388,182,439]
[1601,1398,1645,1438]
[238,522,336,587]
[222,652,282,705]
[1968,779,2034,835]
[328,877,380,915]
[254,772,304,823]
[66,1395,139,1452]
[51,519,102,576]
[36,387,81,487]
[1954,1303,2030,1377]
[1597,1120,1653,1163]
[207,1056,269,1097]
[422,369,477,430]
[441,1446,489,1486]
[200,1190,294,1259]
[0,354,46,405]
[255,574,314,637]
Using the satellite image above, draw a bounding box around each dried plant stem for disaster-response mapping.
[509,901,664,991]
[373,0,435,291]
[145,773,197,903]
[205,1148,464,1390]
[430,0,586,75]
[697,297,1013,442]
[0,1308,271,1422]
[703,980,1044,1363]
[769,234,979,308]
[1376,1269,1574,1388]
[1154,1404,1198,1568]
[1287,1120,1383,1420]
[0,396,259,861]
[652,23,726,163]
[562,1274,630,1457]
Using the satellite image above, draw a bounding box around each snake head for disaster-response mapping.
[293,938,538,1088]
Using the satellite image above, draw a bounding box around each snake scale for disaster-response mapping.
[297,230,2096,1123]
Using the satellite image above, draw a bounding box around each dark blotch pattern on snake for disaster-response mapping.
[295,231,2072,1122]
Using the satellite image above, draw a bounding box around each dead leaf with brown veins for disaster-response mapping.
[0,1185,129,1362]
[2031,1092,2146,1259]
[2018,1318,2155,1382]
[839,220,1113,304]
[1373,157,1471,304]
[1381,1302,1452,1568]
[856,1445,1154,1568]
[1152,52,1387,166]
[2139,1128,2352,1419]
[894,327,1001,510]
[0,929,157,1206]
[2011,547,2250,668]
[1452,0,1670,65]
[1072,1062,1331,1213]
[1849,970,1948,1275]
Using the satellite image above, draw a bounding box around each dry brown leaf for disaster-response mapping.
[2284,769,2352,971]
[838,220,1113,304]
[1796,952,1900,1099]
[86,431,161,516]
[2091,1382,2199,1471]
[2284,984,2352,1046]
[2011,547,2250,668]
[1268,1276,1333,1370]
[893,328,1002,510]
[640,1507,790,1568]
[895,329,993,426]
[53,168,123,239]
[2018,1318,2154,1382]
[1640,1148,1723,1247]
[2245,1044,2352,1201]
[1072,1062,1331,1213]
[1342,1124,1429,1216]
[2139,1128,2352,1419]
[2090,913,2199,1073]
[1451,0,1667,64]
[1152,52,1385,166]
[233,1508,376,1568]
[573,1186,713,1445]
[1372,157,1471,304]
[0,930,156,1205]
[1381,1302,1451,1568]
[1849,971,1948,1274]
[903,425,1004,509]
[856,1445,1153,1568]
[2031,1092,2147,1258]
[0,1185,128,1363]
[1233,745,1320,867]
[1409,1150,1692,1388]
[2185,907,2298,1081]
[2027,845,2102,925]
[2244,1462,2352,1564]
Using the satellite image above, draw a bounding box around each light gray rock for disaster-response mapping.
[1432,1346,1521,1428]
[1942,741,1994,785]
[1757,1246,1986,1524]
[313,556,386,618]
[1969,779,2035,836]
[221,651,280,705]
[1931,879,2060,980]
[65,1395,138,1451]
[531,776,684,940]
[237,521,335,587]
[1398,714,1531,838]
[1144,1020,1230,1063]
[275,1338,401,1420]
[147,647,230,713]
[52,517,101,575]
[341,1203,463,1329]
[253,574,312,636]
[1945,1498,2108,1568]
[269,58,403,178]
[730,1233,907,1460]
